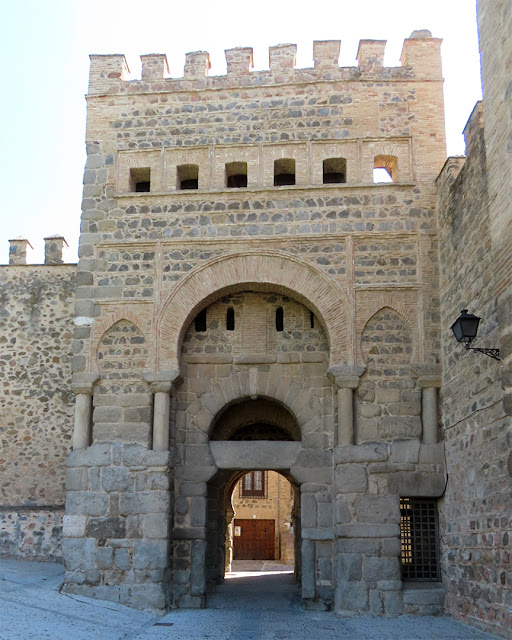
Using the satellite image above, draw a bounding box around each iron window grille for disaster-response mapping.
[400,497,440,581]
[240,471,267,498]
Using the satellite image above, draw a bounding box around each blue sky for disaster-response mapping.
[0,0,482,264]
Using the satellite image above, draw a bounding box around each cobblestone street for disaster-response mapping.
[0,559,502,640]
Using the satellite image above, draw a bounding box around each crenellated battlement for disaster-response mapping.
[88,31,442,95]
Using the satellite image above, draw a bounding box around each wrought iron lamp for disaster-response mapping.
[450,309,500,361]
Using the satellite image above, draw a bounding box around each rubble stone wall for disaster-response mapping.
[437,103,511,637]
[0,265,76,560]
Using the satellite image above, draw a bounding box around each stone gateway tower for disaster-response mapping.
[60,31,449,614]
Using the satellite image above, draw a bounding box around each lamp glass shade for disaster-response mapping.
[451,309,480,344]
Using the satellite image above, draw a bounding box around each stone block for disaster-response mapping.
[390,439,420,464]
[336,538,379,554]
[387,471,446,497]
[335,464,367,493]
[375,388,401,404]
[380,416,422,439]
[335,524,400,538]
[63,515,87,538]
[418,443,445,464]
[102,467,134,492]
[381,537,402,557]
[359,403,382,419]
[114,548,131,571]
[383,590,403,615]
[290,465,333,485]
[318,502,332,528]
[93,406,122,423]
[123,445,170,467]
[145,513,169,539]
[301,493,317,528]
[132,540,168,570]
[335,581,368,612]
[96,547,114,569]
[363,556,400,581]
[190,539,207,596]
[66,468,89,491]
[179,482,207,497]
[337,554,362,581]
[67,443,112,467]
[334,443,388,464]
[86,517,126,539]
[402,585,446,605]
[190,497,207,527]
[301,528,334,540]
[335,501,351,524]
[66,491,108,516]
[354,495,400,524]
[119,491,170,515]
[63,538,96,571]
[147,472,169,490]
[126,515,143,539]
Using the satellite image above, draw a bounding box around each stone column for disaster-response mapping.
[71,374,100,450]
[413,369,441,445]
[144,370,182,452]
[225,507,234,573]
[329,365,365,446]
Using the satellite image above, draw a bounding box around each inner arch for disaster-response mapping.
[210,398,301,442]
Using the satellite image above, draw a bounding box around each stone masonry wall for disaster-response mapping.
[63,34,448,613]
[437,103,511,637]
[0,264,76,560]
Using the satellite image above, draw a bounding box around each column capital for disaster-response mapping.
[143,369,182,393]
[71,373,100,395]
[411,365,442,388]
[328,365,366,389]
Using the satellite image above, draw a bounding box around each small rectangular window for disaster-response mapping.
[177,164,199,190]
[130,167,151,192]
[275,307,284,332]
[226,307,235,331]
[274,158,295,186]
[323,157,346,184]
[226,162,248,188]
[400,498,440,581]
[194,309,207,332]
[373,155,397,183]
[240,471,266,498]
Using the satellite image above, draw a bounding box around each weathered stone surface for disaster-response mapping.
[335,464,367,493]
[66,492,108,516]
[132,540,168,569]
[63,538,96,571]
[334,443,388,464]
[85,517,126,539]
[63,515,87,538]
[102,467,134,492]
[354,495,399,524]
[363,556,400,581]
[119,491,170,515]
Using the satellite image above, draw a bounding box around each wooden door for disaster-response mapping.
[233,519,275,560]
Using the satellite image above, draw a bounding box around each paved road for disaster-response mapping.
[0,558,502,640]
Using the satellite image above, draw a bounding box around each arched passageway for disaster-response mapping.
[206,468,301,595]
[205,398,302,594]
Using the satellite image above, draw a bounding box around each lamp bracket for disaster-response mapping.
[464,344,501,361]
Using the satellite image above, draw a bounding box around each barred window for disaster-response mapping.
[240,471,266,498]
[400,498,440,581]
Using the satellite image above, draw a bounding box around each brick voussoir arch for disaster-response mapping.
[157,250,348,371]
